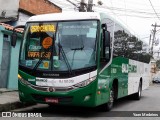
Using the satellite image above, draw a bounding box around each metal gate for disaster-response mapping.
[0,35,10,88]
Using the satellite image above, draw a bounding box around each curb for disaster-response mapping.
[0,101,36,112]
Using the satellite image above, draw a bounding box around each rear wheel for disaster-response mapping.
[132,81,142,100]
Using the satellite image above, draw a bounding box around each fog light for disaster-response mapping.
[84,95,91,101]
[19,91,24,97]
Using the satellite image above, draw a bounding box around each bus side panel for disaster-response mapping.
[96,56,150,106]
[128,59,150,95]
[141,62,150,90]
[111,57,129,98]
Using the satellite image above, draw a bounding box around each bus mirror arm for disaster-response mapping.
[11,25,25,47]
[102,23,107,31]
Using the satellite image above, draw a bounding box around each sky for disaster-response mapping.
[95,0,160,50]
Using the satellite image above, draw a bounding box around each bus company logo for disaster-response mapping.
[36,78,47,82]
[47,87,55,92]
[122,64,137,73]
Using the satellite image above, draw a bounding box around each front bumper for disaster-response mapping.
[18,80,97,107]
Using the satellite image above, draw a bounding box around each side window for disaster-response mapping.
[114,24,130,58]
[113,24,150,63]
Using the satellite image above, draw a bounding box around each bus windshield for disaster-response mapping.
[20,20,98,72]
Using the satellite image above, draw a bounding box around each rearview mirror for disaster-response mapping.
[104,31,110,47]
[102,23,107,31]
[11,32,17,47]
[11,25,25,47]
[104,31,111,59]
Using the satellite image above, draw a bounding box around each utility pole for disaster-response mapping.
[79,0,94,12]
[79,0,87,12]
[151,23,157,56]
[157,51,160,58]
[87,0,93,12]
[155,48,160,58]
[149,34,151,46]
[150,23,160,56]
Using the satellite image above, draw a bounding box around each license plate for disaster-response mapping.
[45,98,59,103]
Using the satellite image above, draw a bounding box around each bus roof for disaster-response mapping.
[28,12,100,22]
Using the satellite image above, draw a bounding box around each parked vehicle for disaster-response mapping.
[153,77,160,83]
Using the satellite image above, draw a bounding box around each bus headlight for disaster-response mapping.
[18,74,30,85]
[73,76,96,88]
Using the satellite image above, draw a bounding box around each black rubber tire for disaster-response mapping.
[97,88,114,112]
[132,81,142,100]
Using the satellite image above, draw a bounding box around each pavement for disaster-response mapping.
[0,88,35,112]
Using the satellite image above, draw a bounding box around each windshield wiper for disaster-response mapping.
[32,47,51,73]
[58,43,72,74]
[71,45,84,50]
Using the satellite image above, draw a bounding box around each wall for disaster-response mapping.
[14,12,31,26]
[0,26,22,89]
[7,36,21,89]
[19,0,62,15]
[0,26,5,80]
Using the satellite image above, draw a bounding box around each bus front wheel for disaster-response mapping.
[98,88,114,112]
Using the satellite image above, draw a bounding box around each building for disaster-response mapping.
[0,23,23,89]
[48,0,76,11]
[150,58,157,84]
[7,0,62,26]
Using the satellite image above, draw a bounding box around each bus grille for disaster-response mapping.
[29,84,74,92]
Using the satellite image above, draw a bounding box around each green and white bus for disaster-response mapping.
[11,12,150,111]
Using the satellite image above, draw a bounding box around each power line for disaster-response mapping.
[111,0,160,9]
[148,0,160,21]
[110,13,160,18]
[66,0,78,7]
[96,6,160,16]
[95,5,160,19]
[124,0,127,25]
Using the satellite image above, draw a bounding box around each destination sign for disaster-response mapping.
[28,51,51,59]
[30,25,55,33]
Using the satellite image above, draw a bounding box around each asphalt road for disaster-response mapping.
[4,84,160,119]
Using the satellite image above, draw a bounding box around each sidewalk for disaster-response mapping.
[0,88,35,112]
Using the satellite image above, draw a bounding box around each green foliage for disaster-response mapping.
[113,30,151,63]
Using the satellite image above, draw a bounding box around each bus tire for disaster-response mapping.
[132,81,142,100]
[98,88,114,112]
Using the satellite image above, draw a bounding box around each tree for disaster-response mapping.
[113,30,151,63]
